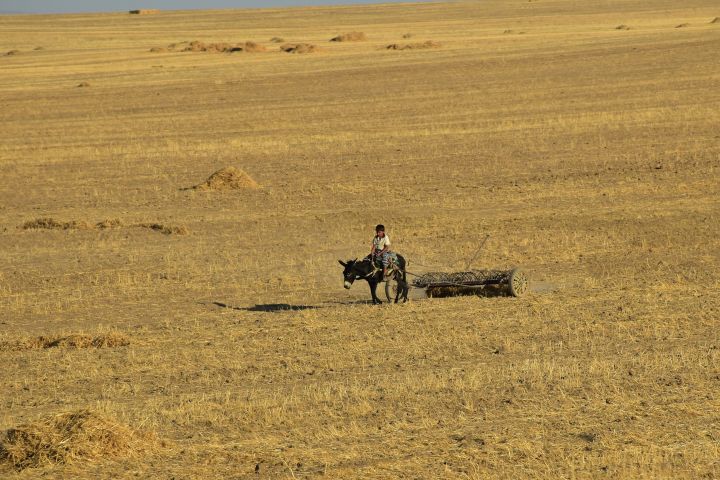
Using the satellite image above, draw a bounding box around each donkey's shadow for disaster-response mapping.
[212,302,319,312]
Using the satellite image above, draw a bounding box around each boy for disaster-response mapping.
[370,224,392,278]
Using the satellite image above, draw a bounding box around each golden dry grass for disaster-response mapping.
[0,0,719,478]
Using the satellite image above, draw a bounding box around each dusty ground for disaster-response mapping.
[1,0,719,477]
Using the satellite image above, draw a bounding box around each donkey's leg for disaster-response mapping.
[369,280,382,304]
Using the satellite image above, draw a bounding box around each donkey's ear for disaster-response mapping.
[338,260,347,267]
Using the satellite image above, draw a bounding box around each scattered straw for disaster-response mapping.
[0,410,156,471]
[330,32,367,42]
[22,218,91,230]
[149,47,168,53]
[675,23,689,28]
[95,218,122,230]
[6,50,20,56]
[402,33,413,39]
[77,82,91,88]
[270,37,285,43]
[615,24,631,30]
[385,40,440,50]
[280,43,317,54]
[134,223,189,235]
[192,166,259,191]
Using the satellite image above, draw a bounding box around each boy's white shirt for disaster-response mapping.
[373,234,391,251]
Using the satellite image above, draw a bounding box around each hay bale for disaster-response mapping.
[385,40,440,50]
[129,9,159,14]
[330,31,367,42]
[280,43,317,54]
[0,410,155,471]
[134,223,189,235]
[22,218,91,230]
[193,166,259,191]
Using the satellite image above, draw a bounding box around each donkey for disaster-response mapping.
[339,256,409,304]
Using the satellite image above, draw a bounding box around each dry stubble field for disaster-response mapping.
[1,0,719,478]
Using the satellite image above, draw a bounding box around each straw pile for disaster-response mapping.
[385,40,440,50]
[22,218,122,231]
[280,43,317,54]
[0,410,155,471]
[1,333,130,351]
[330,32,367,42]
[129,9,159,14]
[22,218,90,230]
[192,166,259,191]
[134,223,189,235]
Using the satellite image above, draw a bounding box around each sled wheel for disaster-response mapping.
[385,277,400,303]
[508,268,529,297]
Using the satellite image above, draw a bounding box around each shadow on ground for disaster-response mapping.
[212,302,320,312]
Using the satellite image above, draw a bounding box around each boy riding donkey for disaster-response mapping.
[339,224,409,303]
[369,224,397,279]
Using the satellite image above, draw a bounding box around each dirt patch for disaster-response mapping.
[129,9,159,14]
[192,166,259,191]
[1,333,130,351]
[386,40,440,50]
[330,32,367,42]
[134,223,189,235]
[0,410,156,471]
[615,24,631,30]
[280,43,317,54]
[22,218,91,230]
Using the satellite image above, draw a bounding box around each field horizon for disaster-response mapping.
[1,0,719,477]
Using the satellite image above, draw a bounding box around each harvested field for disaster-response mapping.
[1,0,719,478]
[330,31,367,42]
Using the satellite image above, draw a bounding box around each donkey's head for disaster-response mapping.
[338,259,359,289]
